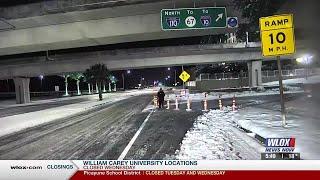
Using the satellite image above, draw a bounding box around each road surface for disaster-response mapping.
[0,98,89,118]
[0,92,303,160]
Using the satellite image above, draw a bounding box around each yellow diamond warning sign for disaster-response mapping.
[259,14,295,57]
[179,71,190,82]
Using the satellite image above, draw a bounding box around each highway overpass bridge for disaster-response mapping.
[0,0,317,104]
[0,0,243,104]
[0,0,241,56]
[0,42,302,104]
[0,43,264,78]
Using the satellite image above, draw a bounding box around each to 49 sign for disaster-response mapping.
[260,14,295,56]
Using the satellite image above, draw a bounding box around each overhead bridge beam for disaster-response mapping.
[0,48,263,79]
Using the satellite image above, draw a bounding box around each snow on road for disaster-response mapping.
[0,89,153,137]
[175,107,264,160]
[0,95,152,160]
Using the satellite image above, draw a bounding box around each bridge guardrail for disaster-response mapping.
[197,68,316,81]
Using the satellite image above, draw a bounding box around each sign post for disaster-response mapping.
[276,56,286,126]
[259,14,295,126]
[179,70,190,93]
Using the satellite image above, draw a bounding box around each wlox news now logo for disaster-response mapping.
[265,138,295,153]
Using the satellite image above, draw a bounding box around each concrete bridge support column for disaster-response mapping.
[247,60,262,87]
[13,77,30,104]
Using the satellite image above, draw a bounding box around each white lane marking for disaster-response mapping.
[118,110,153,160]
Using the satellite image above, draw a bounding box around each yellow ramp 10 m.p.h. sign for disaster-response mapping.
[259,14,295,57]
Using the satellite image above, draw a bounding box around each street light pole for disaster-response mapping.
[174,69,177,86]
[168,67,177,86]
[6,79,9,92]
[296,55,313,80]
[306,57,311,80]
[182,65,185,89]
[122,73,125,91]
[39,75,44,92]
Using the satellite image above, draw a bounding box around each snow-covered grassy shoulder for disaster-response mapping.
[176,97,320,160]
[167,88,303,102]
[263,75,320,86]
[233,106,320,160]
[175,107,264,160]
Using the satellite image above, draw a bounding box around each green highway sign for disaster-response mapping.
[161,7,227,30]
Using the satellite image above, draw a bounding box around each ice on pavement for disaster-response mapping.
[0,89,153,137]
[175,107,264,160]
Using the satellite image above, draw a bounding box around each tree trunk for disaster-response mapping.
[88,83,91,94]
[113,83,117,92]
[98,81,103,101]
[96,83,99,93]
[77,80,81,95]
[103,82,106,93]
[64,76,69,96]
[108,82,111,92]
[91,84,94,93]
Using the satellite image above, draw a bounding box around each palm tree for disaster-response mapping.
[103,81,107,93]
[83,70,94,94]
[69,72,84,95]
[85,64,109,101]
[60,74,70,96]
[107,74,115,92]
[109,75,118,91]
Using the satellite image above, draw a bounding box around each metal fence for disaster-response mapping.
[197,68,315,81]
[197,72,248,80]
[261,69,314,77]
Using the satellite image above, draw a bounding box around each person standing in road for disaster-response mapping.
[157,88,165,109]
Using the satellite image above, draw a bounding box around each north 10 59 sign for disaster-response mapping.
[259,14,295,56]
[161,7,227,30]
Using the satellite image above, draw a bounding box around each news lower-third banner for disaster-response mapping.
[0,160,320,179]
